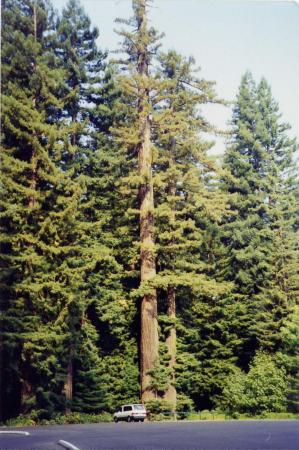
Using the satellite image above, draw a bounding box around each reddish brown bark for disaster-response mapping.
[64,347,74,415]
[164,286,177,410]
[136,0,159,402]
[139,119,159,401]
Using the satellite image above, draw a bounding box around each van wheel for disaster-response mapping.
[140,419,144,422]
[114,417,118,423]
[127,416,132,422]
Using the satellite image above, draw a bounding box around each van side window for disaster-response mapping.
[123,406,132,412]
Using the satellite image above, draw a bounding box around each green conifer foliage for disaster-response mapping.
[152,50,231,410]
[2,0,297,421]
[256,78,298,313]
[56,0,139,411]
[1,0,89,419]
[113,0,232,405]
[56,0,106,162]
[113,0,166,401]
[279,306,299,412]
[222,72,298,370]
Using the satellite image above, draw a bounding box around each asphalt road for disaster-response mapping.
[1,420,298,450]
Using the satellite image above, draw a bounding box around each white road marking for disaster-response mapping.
[0,431,30,436]
[58,439,81,450]
[265,433,272,442]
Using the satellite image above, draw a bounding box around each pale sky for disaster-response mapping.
[52,0,299,154]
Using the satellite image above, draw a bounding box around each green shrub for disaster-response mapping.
[60,412,112,424]
[259,412,299,420]
[4,414,37,427]
[4,412,112,427]
[227,411,240,419]
[220,367,246,415]
[244,352,287,415]
[145,399,174,421]
[176,394,194,419]
[94,412,113,423]
[220,352,288,416]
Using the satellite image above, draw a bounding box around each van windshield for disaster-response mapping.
[133,404,144,410]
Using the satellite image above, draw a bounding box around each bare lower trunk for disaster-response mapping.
[139,118,159,402]
[64,348,73,415]
[21,373,33,414]
[140,293,159,401]
[164,286,177,411]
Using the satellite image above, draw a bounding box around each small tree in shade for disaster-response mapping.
[244,352,287,415]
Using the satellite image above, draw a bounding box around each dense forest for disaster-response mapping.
[1,0,298,422]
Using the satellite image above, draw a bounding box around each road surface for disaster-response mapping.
[1,420,298,449]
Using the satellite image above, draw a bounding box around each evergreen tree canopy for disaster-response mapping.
[221,71,298,369]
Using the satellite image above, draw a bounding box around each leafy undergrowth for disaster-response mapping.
[3,412,113,427]
[187,410,299,421]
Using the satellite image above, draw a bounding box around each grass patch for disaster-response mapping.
[185,410,299,421]
[187,410,226,421]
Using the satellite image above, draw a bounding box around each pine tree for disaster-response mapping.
[1,0,58,419]
[56,0,106,164]
[55,0,103,413]
[255,78,299,411]
[1,0,90,419]
[56,0,139,412]
[256,78,298,315]
[221,72,298,370]
[152,50,229,410]
[113,1,232,406]
[113,0,163,401]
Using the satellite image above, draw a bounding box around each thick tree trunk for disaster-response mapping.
[33,0,37,40]
[136,0,159,402]
[21,379,33,414]
[164,286,177,411]
[139,118,159,401]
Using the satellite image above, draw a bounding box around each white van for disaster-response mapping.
[113,404,147,422]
